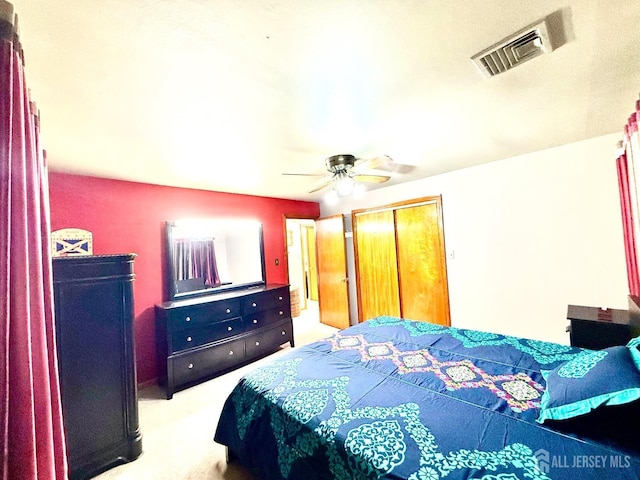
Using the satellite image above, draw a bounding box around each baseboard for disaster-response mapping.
[137,377,158,389]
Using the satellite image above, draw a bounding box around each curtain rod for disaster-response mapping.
[0,0,14,26]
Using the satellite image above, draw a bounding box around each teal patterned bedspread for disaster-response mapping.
[214,317,640,479]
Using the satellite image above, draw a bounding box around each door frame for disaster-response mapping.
[282,214,319,309]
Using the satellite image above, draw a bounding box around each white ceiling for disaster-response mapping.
[10,0,640,201]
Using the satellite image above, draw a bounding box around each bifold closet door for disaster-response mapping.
[395,202,450,325]
[353,209,401,322]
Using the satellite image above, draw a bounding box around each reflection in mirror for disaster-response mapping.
[166,219,266,300]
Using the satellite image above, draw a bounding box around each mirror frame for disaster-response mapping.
[165,219,267,301]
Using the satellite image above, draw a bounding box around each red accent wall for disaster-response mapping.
[48,172,320,384]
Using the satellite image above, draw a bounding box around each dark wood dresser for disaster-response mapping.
[155,284,293,399]
[53,254,142,479]
[566,304,640,350]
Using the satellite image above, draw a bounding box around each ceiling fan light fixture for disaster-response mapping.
[333,171,356,196]
[286,152,399,195]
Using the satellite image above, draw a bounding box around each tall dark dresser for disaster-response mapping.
[53,254,142,479]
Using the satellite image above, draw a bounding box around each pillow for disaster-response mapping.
[537,344,640,423]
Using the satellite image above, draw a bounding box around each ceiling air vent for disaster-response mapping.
[471,19,554,78]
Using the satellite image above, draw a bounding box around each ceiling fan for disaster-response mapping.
[283,154,406,195]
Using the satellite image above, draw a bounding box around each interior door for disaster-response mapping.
[315,215,350,329]
[395,201,450,325]
[353,209,401,322]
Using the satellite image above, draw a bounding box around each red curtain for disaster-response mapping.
[617,97,640,298]
[0,4,67,479]
[173,238,221,287]
[617,151,640,296]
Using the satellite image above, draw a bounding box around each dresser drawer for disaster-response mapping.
[245,321,293,359]
[244,306,290,332]
[243,288,290,315]
[156,284,292,399]
[170,316,242,353]
[167,298,241,331]
[172,339,245,387]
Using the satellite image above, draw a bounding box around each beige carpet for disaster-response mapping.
[94,303,337,480]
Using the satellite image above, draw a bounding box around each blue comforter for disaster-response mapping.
[214,317,640,479]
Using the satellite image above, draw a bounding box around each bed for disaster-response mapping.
[214,316,640,479]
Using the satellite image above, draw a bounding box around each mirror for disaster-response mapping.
[165,218,266,300]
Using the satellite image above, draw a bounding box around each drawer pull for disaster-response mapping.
[226,308,231,314]
[185,316,191,322]
[227,326,233,331]
[252,319,258,324]
[252,302,257,307]
[188,363,194,369]
[186,336,192,342]
[281,331,286,335]
[279,296,283,300]
[229,350,234,355]
[279,311,284,315]
[255,341,260,346]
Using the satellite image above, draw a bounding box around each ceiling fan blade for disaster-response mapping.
[308,178,333,193]
[352,174,391,183]
[357,155,415,174]
[387,162,415,174]
[356,154,392,170]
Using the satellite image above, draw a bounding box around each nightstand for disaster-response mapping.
[566,304,639,350]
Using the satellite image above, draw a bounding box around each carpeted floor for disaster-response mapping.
[94,302,336,480]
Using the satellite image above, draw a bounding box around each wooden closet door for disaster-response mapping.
[353,209,401,322]
[395,201,450,325]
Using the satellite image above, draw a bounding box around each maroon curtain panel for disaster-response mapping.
[617,96,640,298]
[191,240,221,287]
[616,153,640,297]
[0,5,67,479]
[174,239,221,287]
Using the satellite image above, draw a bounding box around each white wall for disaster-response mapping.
[321,133,628,344]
